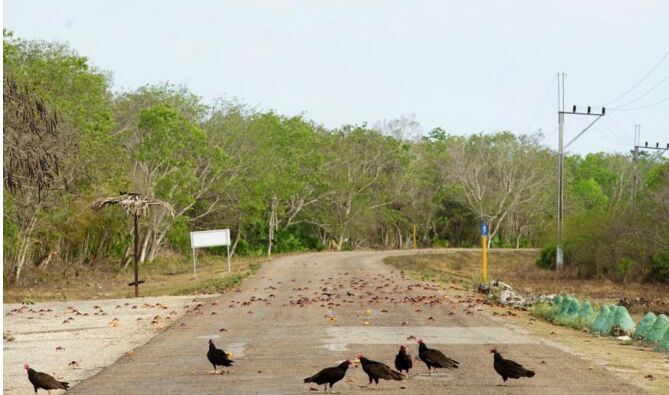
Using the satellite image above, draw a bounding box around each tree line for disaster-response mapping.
[4,33,668,285]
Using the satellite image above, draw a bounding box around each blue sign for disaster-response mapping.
[480,222,489,237]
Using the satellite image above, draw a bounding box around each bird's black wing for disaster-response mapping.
[31,371,68,390]
[304,366,345,384]
[208,348,233,366]
[366,361,403,381]
[495,358,534,379]
[423,349,459,369]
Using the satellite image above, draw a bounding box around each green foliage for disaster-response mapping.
[648,250,669,283]
[4,32,668,287]
[617,258,634,281]
[573,178,609,209]
[536,246,556,269]
[167,217,191,255]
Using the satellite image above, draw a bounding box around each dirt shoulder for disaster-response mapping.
[386,251,669,394]
[3,295,213,395]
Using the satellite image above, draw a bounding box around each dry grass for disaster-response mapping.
[385,249,669,315]
[3,254,269,303]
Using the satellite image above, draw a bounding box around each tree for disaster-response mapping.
[123,103,225,263]
[3,32,116,283]
[446,132,551,248]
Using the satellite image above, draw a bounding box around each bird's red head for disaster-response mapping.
[355,353,364,359]
[417,338,424,344]
[400,345,407,350]
[490,348,498,354]
[23,364,29,370]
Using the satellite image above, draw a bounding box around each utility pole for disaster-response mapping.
[557,73,565,271]
[556,73,606,271]
[632,131,669,210]
[632,124,641,211]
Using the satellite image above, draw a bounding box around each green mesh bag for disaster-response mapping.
[612,306,635,333]
[565,298,581,317]
[558,296,574,317]
[645,314,669,344]
[591,305,611,335]
[657,329,669,352]
[600,304,617,336]
[578,301,596,326]
[632,312,657,340]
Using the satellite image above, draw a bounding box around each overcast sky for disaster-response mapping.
[4,0,669,155]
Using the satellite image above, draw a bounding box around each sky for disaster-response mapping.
[4,0,669,155]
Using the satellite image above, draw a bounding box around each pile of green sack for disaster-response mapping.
[631,312,669,352]
[538,293,669,354]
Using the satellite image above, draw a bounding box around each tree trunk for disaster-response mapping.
[146,230,167,263]
[139,229,152,264]
[13,216,38,284]
[395,224,403,249]
[334,234,345,251]
[230,226,242,257]
[122,245,133,270]
[267,196,278,257]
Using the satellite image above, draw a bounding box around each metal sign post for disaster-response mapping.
[481,222,489,283]
[190,229,231,277]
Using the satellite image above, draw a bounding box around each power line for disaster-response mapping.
[607,115,632,139]
[525,75,557,133]
[594,122,631,147]
[605,48,669,105]
[611,72,669,109]
[611,96,669,111]
[600,117,633,143]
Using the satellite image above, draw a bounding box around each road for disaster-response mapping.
[69,251,644,394]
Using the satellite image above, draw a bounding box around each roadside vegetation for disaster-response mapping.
[3,31,668,293]
[3,254,267,303]
[385,251,669,314]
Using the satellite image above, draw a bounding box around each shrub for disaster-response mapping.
[536,246,556,269]
[648,250,669,283]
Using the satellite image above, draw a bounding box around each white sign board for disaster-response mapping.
[190,229,231,276]
[190,229,230,248]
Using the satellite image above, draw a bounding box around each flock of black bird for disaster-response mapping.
[25,338,532,393]
[22,270,535,393]
[303,339,534,393]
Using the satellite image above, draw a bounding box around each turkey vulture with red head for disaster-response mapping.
[207,339,234,374]
[394,345,412,375]
[491,348,535,383]
[303,359,352,393]
[355,353,403,389]
[24,364,69,393]
[417,338,459,374]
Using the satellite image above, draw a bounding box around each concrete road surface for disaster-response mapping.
[69,251,644,394]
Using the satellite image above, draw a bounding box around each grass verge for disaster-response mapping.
[384,250,669,315]
[4,255,268,303]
